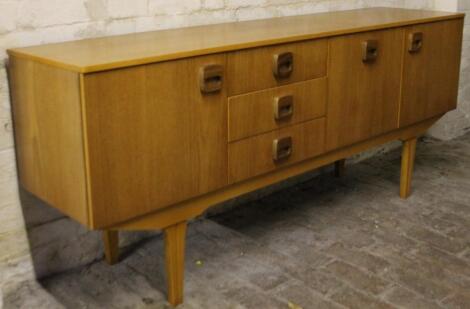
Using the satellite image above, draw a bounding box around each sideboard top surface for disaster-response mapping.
[7,7,464,73]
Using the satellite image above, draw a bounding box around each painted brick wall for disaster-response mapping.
[428,0,470,139]
[0,0,466,295]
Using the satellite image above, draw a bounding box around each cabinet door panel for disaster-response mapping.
[400,20,463,127]
[326,29,403,150]
[83,55,227,228]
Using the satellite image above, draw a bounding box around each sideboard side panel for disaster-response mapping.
[8,57,89,226]
[83,55,228,228]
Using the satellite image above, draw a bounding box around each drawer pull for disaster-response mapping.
[274,95,294,120]
[408,32,423,53]
[273,52,294,79]
[362,40,378,63]
[273,136,292,162]
[199,64,223,94]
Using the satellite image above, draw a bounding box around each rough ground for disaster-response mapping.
[3,133,470,309]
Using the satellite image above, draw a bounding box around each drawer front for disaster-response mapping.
[227,39,328,95]
[326,28,403,151]
[83,55,228,227]
[229,78,327,142]
[229,118,325,183]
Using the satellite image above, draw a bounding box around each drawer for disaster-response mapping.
[229,118,326,183]
[228,78,327,142]
[227,39,328,95]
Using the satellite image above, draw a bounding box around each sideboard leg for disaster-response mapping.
[334,159,346,177]
[164,221,187,307]
[400,137,417,199]
[103,230,119,265]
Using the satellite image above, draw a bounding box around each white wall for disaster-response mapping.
[0,0,467,295]
[434,0,458,11]
[427,0,470,139]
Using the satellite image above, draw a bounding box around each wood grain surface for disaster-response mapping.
[229,118,326,183]
[82,54,228,228]
[8,57,89,225]
[226,39,327,95]
[228,78,327,141]
[399,19,464,127]
[7,8,464,73]
[326,28,404,150]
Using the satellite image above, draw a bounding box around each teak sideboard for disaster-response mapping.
[7,7,464,306]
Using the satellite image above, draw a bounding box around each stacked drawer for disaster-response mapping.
[226,39,328,183]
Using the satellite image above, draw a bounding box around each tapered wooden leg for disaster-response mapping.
[164,221,187,307]
[400,137,417,199]
[103,230,119,265]
[334,159,346,177]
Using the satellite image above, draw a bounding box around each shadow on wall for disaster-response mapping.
[16,170,325,280]
[0,57,151,280]
[14,138,401,280]
[16,166,331,280]
[18,188,157,279]
[4,60,157,281]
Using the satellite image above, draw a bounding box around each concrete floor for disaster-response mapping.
[4,133,470,309]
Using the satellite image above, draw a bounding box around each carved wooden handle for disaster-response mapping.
[273,136,292,161]
[362,40,378,63]
[273,52,294,78]
[274,95,294,120]
[408,32,423,53]
[199,64,223,94]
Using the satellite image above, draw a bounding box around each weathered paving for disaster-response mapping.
[3,133,470,308]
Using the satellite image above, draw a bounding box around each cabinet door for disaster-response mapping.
[83,55,227,228]
[399,19,464,127]
[326,29,403,150]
